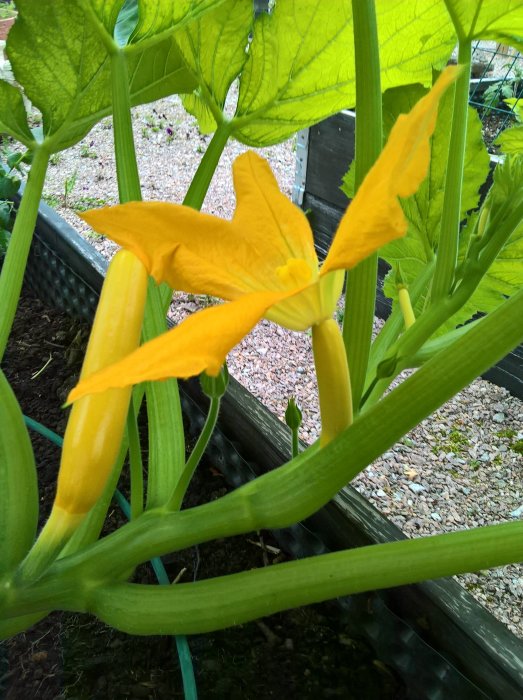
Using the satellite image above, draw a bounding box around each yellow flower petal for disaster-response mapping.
[81,151,319,300]
[67,290,286,403]
[232,151,318,268]
[79,150,332,357]
[81,204,260,300]
[322,65,461,275]
[266,269,344,331]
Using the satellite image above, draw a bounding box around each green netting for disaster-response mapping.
[468,41,522,148]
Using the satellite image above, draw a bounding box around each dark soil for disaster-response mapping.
[480,109,516,153]
[1,286,404,699]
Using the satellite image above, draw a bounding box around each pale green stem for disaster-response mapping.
[90,519,523,635]
[0,368,38,572]
[111,51,141,203]
[127,400,143,519]
[108,48,152,516]
[167,397,221,511]
[5,520,523,631]
[111,49,188,509]
[108,78,232,507]
[0,146,50,361]
[146,123,233,504]
[430,41,472,303]
[291,428,299,459]
[184,121,233,209]
[343,0,382,415]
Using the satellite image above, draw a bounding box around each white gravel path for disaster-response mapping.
[41,93,523,638]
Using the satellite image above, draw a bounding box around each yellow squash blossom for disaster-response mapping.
[69,67,458,445]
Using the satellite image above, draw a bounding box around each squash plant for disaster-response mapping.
[0,0,522,642]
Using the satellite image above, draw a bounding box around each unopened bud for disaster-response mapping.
[477,205,490,239]
[285,397,303,430]
[200,364,229,399]
[398,285,416,329]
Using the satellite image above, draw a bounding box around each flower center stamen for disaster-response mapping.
[276,258,313,289]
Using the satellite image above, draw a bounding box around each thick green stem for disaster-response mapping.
[91,519,523,635]
[146,123,232,505]
[342,260,377,412]
[0,146,49,361]
[168,397,221,511]
[142,286,186,507]
[184,121,233,210]
[6,517,523,631]
[430,41,471,303]
[144,122,233,504]
[0,369,38,573]
[343,0,382,415]
[291,428,299,459]
[350,0,382,188]
[127,400,143,519]
[111,51,141,203]
[111,48,187,508]
[109,47,152,515]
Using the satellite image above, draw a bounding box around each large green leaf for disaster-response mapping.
[8,0,112,150]
[231,0,455,147]
[232,2,355,146]
[87,0,127,35]
[126,36,197,111]
[131,0,226,41]
[378,82,490,313]
[378,0,456,88]
[7,0,195,152]
[444,0,523,48]
[178,0,253,134]
[0,81,34,146]
[496,124,523,154]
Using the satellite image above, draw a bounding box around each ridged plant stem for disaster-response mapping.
[430,41,472,303]
[343,0,382,415]
[0,146,49,361]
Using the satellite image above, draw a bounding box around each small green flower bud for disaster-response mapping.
[200,364,229,399]
[376,355,398,379]
[285,397,303,431]
[477,205,490,239]
[398,285,416,329]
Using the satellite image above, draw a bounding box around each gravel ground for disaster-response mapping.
[41,93,523,638]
